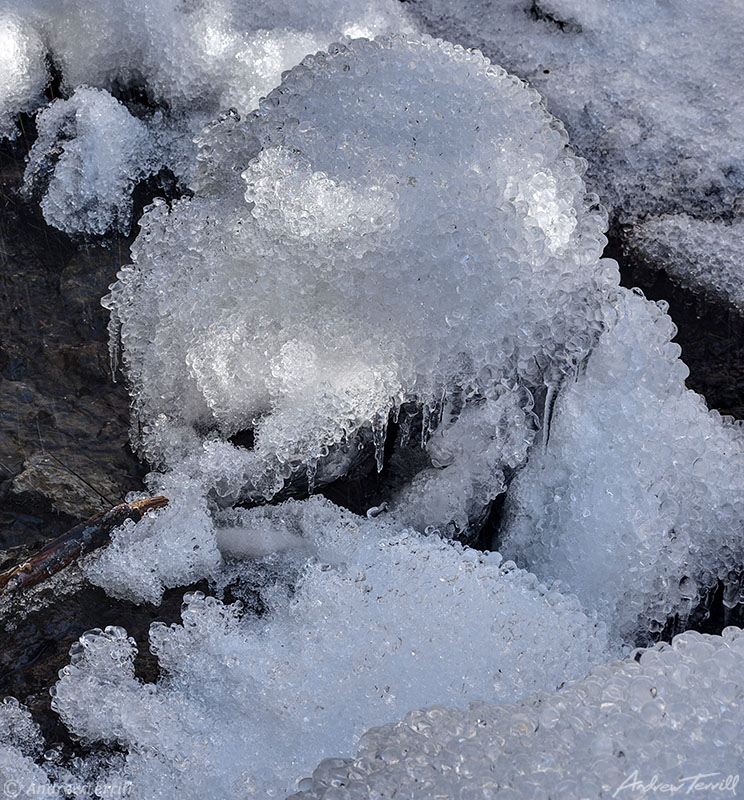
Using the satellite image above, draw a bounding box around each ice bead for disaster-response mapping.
[22,87,156,235]
[3,0,411,232]
[631,214,744,313]
[408,0,744,307]
[53,496,608,797]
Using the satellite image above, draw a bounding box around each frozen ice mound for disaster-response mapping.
[0,699,59,800]
[407,0,744,222]
[498,288,744,640]
[631,214,744,314]
[0,11,48,139]
[22,87,157,236]
[104,33,616,507]
[407,0,744,303]
[51,496,608,797]
[84,478,222,605]
[291,626,744,799]
[18,0,412,118]
[1,0,411,233]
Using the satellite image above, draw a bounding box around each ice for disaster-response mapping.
[498,288,744,640]
[0,699,59,800]
[2,0,411,232]
[0,12,48,140]
[51,496,608,798]
[408,0,744,303]
[291,627,744,799]
[85,478,222,605]
[22,87,157,235]
[631,215,744,313]
[104,33,616,514]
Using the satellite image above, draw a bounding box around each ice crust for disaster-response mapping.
[1,0,411,233]
[0,12,47,139]
[49,497,607,798]
[630,215,744,313]
[291,627,744,799]
[104,33,614,513]
[408,0,744,305]
[499,289,744,640]
[22,87,156,235]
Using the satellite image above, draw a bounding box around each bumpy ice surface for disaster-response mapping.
[0,11,47,139]
[3,497,608,798]
[408,0,744,305]
[104,33,615,515]
[499,289,744,640]
[630,214,744,313]
[22,87,156,235]
[2,0,411,232]
[291,627,744,799]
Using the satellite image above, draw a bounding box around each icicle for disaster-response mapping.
[372,414,388,473]
[306,460,318,494]
[542,383,556,452]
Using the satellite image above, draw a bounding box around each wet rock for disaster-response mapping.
[0,136,144,543]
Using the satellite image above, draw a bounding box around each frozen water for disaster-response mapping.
[0,699,60,800]
[631,215,744,314]
[0,11,47,140]
[50,496,608,797]
[389,388,537,536]
[104,33,615,513]
[408,0,744,304]
[407,0,744,222]
[22,87,157,235]
[499,288,744,640]
[291,627,744,799]
[85,479,222,605]
[17,0,412,118]
[1,0,411,232]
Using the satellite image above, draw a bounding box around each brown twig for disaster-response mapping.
[0,496,169,596]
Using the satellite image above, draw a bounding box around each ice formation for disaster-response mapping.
[22,87,157,235]
[0,700,58,800]
[408,0,744,303]
[499,289,744,640]
[104,33,615,516]
[1,0,411,232]
[631,215,744,313]
[40,497,608,797]
[292,627,744,799]
[0,12,47,139]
